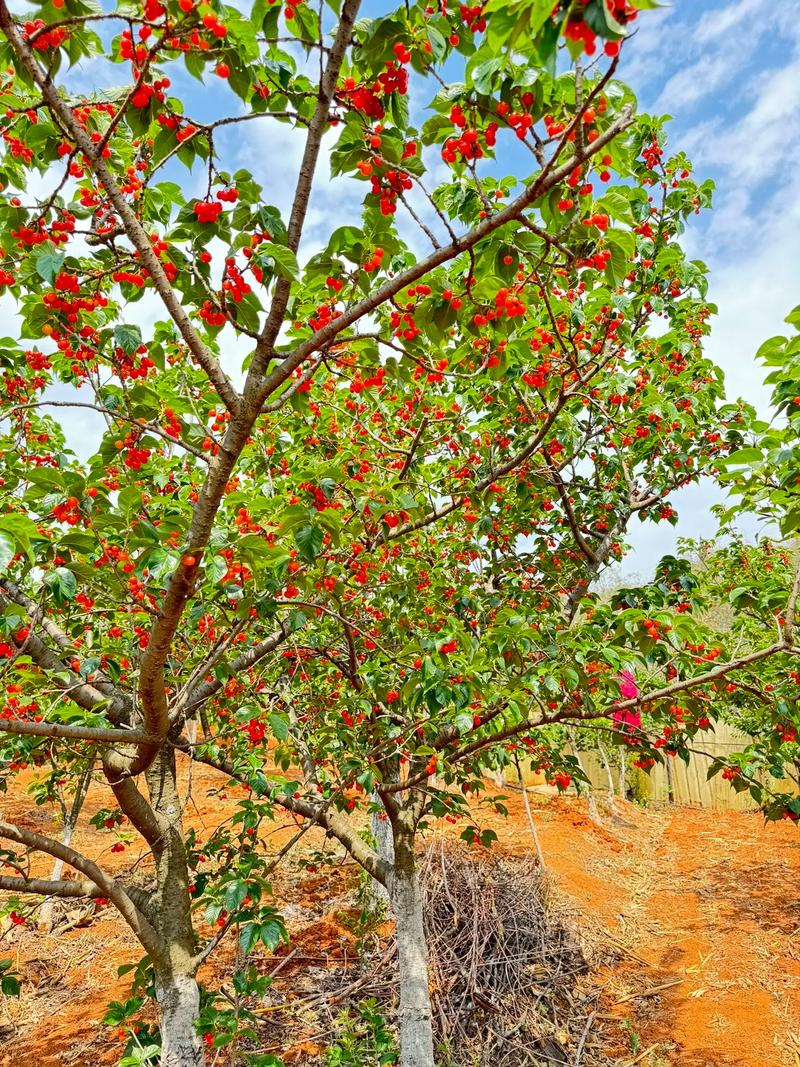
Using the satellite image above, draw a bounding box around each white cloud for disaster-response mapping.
[614,0,800,576]
[694,0,764,44]
[653,53,731,114]
[619,4,677,98]
[693,60,800,183]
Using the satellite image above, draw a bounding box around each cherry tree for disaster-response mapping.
[0,0,795,1065]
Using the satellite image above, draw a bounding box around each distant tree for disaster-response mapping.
[678,307,800,818]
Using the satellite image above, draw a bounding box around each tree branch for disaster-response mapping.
[176,622,290,719]
[249,0,362,379]
[0,874,108,898]
[0,819,165,961]
[181,746,390,884]
[544,454,598,565]
[0,719,149,744]
[385,639,791,794]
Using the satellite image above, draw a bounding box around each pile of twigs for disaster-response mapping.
[385,839,612,1066]
[256,840,613,1065]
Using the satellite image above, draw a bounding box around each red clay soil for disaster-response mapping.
[1,764,799,1067]
[488,792,800,1067]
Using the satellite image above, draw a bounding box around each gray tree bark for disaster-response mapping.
[143,748,205,1067]
[664,755,675,804]
[597,740,618,806]
[389,820,435,1067]
[618,745,627,799]
[155,971,204,1067]
[370,797,394,906]
[38,766,91,932]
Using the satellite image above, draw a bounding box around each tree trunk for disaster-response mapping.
[156,970,204,1067]
[38,820,75,933]
[40,766,92,932]
[513,755,545,868]
[143,748,205,1067]
[390,824,435,1067]
[618,745,627,799]
[567,731,601,824]
[664,754,675,804]
[597,741,618,807]
[370,797,393,906]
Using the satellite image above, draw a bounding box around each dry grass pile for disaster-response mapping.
[371,839,614,1066]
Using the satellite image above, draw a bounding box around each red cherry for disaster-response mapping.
[182,554,197,567]
[215,62,230,78]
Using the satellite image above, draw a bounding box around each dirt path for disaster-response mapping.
[504,796,800,1067]
[619,807,800,1067]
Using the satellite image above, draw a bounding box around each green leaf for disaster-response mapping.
[484,0,552,38]
[209,555,229,583]
[725,447,763,466]
[184,50,206,81]
[604,230,636,286]
[269,712,290,742]
[120,1045,160,1066]
[756,335,786,361]
[469,57,503,95]
[239,922,259,955]
[1,973,21,997]
[328,225,365,257]
[259,916,286,951]
[113,324,143,354]
[43,567,78,606]
[426,25,447,61]
[294,523,324,564]
[479,828,498,848]
[257,205,288,244]
[35,250,65,285]
[598,190,637,227]
[259,244,299,281]
[223,880,249,911]
[584,0,628,37]
[784,304,800,327]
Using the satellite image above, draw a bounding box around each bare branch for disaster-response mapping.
[0,874,106,898]
[0,719,148,744]
[0,819,164,961]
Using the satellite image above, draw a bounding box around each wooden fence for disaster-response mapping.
[508,722,797,811]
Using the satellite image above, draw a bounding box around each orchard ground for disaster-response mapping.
[0,761,798,1067]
